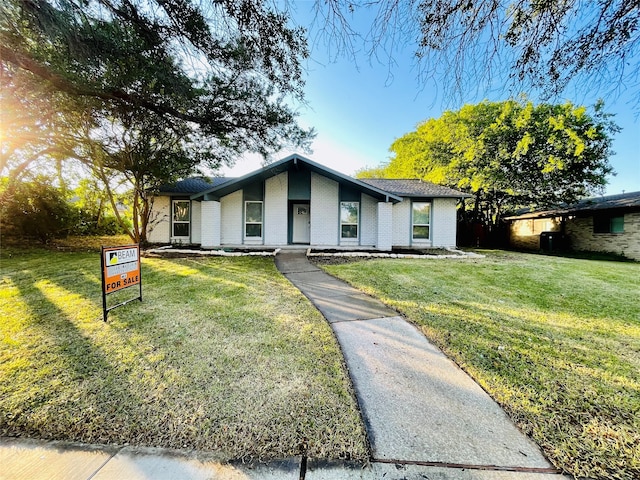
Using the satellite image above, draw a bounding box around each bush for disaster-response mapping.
[1,177,77,243]
[71,211,129,236]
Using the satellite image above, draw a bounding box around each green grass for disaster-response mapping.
[0,246,368,461]
[319,251,640,480]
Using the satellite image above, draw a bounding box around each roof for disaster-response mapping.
[360,179,471,198]
[158,177,233,195]
[156,155,469,202]
[190,154,404,203]
[505,191,640,220]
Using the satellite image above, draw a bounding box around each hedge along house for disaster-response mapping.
[505,190,640,260]
[148,154,469,250]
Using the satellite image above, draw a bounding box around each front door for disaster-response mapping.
[292,203,310,244]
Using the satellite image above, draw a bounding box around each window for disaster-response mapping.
[340,202,359,239]
[412,202,431,240]
[172,200,190,237]
[245,201,263,238]
[594,214,624,234]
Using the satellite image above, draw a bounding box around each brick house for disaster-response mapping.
[148,154,469,250]
[506,191,640,260]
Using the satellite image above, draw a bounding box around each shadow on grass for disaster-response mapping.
[4,275,144,445]
[1,254,209,448]
[1,253,368,460]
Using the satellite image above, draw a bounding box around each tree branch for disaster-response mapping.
[0,45,207,125]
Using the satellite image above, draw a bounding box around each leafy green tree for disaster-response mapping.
[0,69,90,186]
[360,99,618,229]
[71,178,130,236]
[1,0,313,241]
[0,0,311,150]
[90,112,217,243]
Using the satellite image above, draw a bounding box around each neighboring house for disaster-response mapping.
[505,191,640,260]
[148,154,469,250]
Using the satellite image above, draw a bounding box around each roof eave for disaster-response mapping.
[391,193,472,199]
[191,154,404,203]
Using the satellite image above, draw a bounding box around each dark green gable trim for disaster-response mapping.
[243,180,264,201]
[288,168,311,200]
[340,184,361,202]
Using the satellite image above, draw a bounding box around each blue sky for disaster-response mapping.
[222,4,640,197]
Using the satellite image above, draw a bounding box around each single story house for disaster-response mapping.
[505,190,640,260]
[148,154,469,250]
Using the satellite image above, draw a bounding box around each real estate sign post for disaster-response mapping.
[101,245,142,321]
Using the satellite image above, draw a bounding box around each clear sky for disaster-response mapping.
[221,3,640,197]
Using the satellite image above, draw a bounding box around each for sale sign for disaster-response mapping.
[103,246,140,292]
[101,244,142,321]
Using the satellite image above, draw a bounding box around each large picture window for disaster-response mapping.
[172,200,190,238]
[340,202,359,239]
[412,202,431,240]
[245,201,263,238]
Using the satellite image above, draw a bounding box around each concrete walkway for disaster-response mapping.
[275,250,567,479]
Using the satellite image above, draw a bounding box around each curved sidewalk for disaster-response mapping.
[275,250,567,479]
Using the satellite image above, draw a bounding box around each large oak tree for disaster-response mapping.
[0,0,313,242]
[358,99,618,228]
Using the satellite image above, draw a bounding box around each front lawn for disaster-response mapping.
[0,246,368,461]
[319,251,640,480]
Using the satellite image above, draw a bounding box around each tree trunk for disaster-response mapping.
[96,164,136,243]
[473,189,483,224]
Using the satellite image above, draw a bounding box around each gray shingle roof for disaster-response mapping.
[359,179,470,198]
[569,191,640,211]
[159,168,468,200]
[158,177,233,195]
[505,190,640,219]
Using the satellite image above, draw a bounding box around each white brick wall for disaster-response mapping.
[392,200,411,247]
[147,196,170,243]
[432,197,458,247]
[310,172,339,245]
[191,201,201,244]
[360,194,377,247]
[377,202,393,250]
[264,172,288,245]
[221,190,243,245]
[201,200,221,248]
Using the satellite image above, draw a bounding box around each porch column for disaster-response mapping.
[201,200,221,248]
[377,202,393,251]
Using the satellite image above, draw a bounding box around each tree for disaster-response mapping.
[0,68,91,184]
[359,99,618,230]
[1,0,311,146]
[310,1,640,106]
[72,178,130,236]
[90,111,218,243]
[1,0,313,241]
